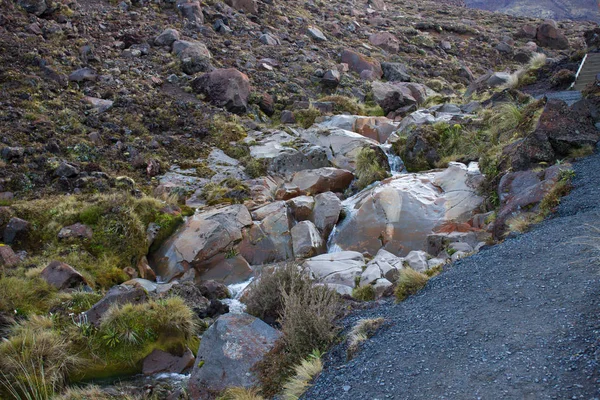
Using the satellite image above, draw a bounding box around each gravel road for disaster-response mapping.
[303,150,600,400]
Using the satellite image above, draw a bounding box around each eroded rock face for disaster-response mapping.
[191,68,250,114]
[150,205,252,282]
[331,163,483,256]
[291,220,325,258]
[188,313,280,398]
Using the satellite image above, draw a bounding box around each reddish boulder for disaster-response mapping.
[515,24,537,39]
[225,0,258,14]
[40,261,87,291]
[341,49,383,80]
[142,348,195,375]
[291,167,354,195]
[0,245,19,268]
[177,1,204,24]
[369,32,400,53]
[536,22,569,50]
[191,68,251,114]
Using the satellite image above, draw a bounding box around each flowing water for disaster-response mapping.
[223,278,254,314]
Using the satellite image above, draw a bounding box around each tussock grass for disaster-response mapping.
[395,268,429,302]
[217,387,264,400]
[505,213,535,234]
[56,385,141,400]
[320,95,366,115]
[0,316,84,400]
[528,53,547,70]
[352,284,376,301]
[355,147,390,190]
[282,351,323,400]
[347,318,385,359]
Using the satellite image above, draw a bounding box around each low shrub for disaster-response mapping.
[352,285,375,301]
[319,96,366,115]
[355,147,390,190]
[395,268,429,302]
[244,264,312,324]
[294,108,321,129]
[346,318,385,359]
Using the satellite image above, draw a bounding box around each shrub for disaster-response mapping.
[395,268,429,301]
[282,351,323,400]
[355,147,390,190]
[319,96,366,115]
[0,317,83,399]
[352,285,375,301]
[244,264,312,324]
[294,108,321,129]
[346,318,384,359]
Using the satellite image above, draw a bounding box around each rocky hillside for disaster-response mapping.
[463,0,600,23]
[1,0,600,399]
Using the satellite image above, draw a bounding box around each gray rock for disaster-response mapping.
[55,162,79,178]
[188,313,280,397]
[178,1,204,24]
[3,217,30,245]
[291,220,324,258]
[18,0,47,16]
[307,27,327,42]
[404,250,429,272]
[142,348,194,375]
[312,192,341,238]
[381,62,411,82]
[1,147,24,161]
[287,195,315,222]
[322,70,341,88]
[259,33,280,46]
[85,284,148,326]
[155,28,180,47]
[304,251,365,288]
[40,261,87,291]
[68,68,97,82]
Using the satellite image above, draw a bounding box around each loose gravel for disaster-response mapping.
[303,150,600,400]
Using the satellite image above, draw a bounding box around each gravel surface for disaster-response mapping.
[303,151,600,400]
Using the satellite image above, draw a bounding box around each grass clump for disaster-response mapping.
[355,147,390,190]
[294,108,321,129]
[281,350,323,400]
[319,96,366,115]
[210,116,247,149]
[352,284,376,301]
[394,268,429,302]
[252,269,340,397]
[0,275,56,316]
[56,385,141,400]
[0,316,84,400]
[218,387,264,400]
[346,318,385,359]
[201,178,250,206]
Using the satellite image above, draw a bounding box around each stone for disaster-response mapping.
[84,97,113,113]
[68,68,97,82]
[331,163,483,256]
[178,1,204,23]
[372,81,427,114]
[322,70,341,88]
[172,40,211,59]
[1,147,24,161]
[239,202,293,265]
[361,249,403,285]
[381,62,411,82]
[143,348,195,375]
[3,217,30,245]
[287,195,315,221]
[307,27,327,42]
[150,205,252,282]
[536,22,569,50]
[85,285,148,326]
[188,313,280,398]
[280,110,295,124]
[259,33,280,46]
[155,28,180,47]
[55,162,79,178]
[312,191,342,238]
[18,0,47,16]
[224,0,258,14]
[515,24,537,39]
[194,253,253,284]
[291,220,324,258]
[198,280,230,300]
[496,42,512,54]
[137,256,157,281]
[369,33,399,53]
[291,168,354,195]
[0,245,20,268]
[191,68,250,114]
[368,0,386,10]
[404,250,429,272]
[303,251,365,288]
[449,242,473,253]
[58,223,93,240]
[341,49,382,80]
[40,261,87,291]
[426,231,481,256]
[372,278,393,298]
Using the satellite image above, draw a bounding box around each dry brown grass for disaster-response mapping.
[347,318,385,359]
[217,387,264,400]
[282,352,323,400]
[394,268,430,302]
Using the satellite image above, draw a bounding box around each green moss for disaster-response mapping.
[355,147,390,190]
[149,213,184,253]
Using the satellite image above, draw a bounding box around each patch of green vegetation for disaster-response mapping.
[355,147,390,190]
[294,107,321,129]
[201,178,250,206]
[210,116,247,149]
[0,275,56,316]
[352,285,376,301]
[244,157,268,178]
[320,96,366,115]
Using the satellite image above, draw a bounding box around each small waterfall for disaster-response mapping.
[326,195,363,253]
[381,143,404,175]
[222,278,254,314]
